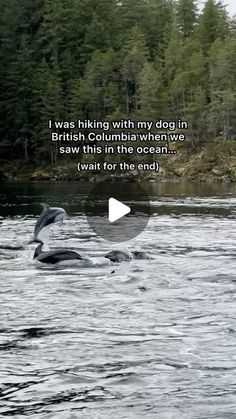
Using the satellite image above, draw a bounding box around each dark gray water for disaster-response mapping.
[1,182,236,418]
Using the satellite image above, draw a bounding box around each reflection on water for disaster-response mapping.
[1,180,236,216]
[1,181,236,418]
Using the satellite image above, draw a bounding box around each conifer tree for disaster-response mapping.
[138,62,161,120]
[197,0,229,52]
[122,26,149,115]
[176,0,198,37]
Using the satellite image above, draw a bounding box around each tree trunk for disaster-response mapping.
[24,137,28,161]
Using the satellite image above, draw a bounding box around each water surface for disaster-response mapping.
[1,182,236,418]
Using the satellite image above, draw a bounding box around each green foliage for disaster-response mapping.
[176,0,198,38]
[138,62,161,120]
[197,0,229,52]
[0,0,235,163]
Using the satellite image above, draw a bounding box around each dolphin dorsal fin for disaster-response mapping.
[40,203,50,211]
[33,242,44,258]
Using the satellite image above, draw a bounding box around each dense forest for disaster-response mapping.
[0,0,236,168]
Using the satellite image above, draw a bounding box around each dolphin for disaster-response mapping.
[29,203,66,243]
[105,250,132,262]
[105,250,151,263]
[33,241,83,264]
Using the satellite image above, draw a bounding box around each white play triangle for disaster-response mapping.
[108,198,131,223]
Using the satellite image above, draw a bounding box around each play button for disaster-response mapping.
[109,198,131,223]
[85,180,151,243]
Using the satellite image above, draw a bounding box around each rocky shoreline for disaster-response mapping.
[1,140,236,183]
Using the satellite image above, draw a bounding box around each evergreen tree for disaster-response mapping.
[122,26,149,115]
[208,38,236,139]
[69,48,119,120]
[185,86,207,141]
[176,0,198,38]
[197,0,229,52]
[138,62,161,120]
[32,60,64,162]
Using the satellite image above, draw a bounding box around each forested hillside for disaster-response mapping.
[0,0,236,170]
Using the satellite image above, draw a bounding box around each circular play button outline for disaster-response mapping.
[85,180,151,243]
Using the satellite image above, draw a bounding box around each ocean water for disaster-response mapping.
[1,182,236,418]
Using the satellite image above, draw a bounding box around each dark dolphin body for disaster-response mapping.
[29,203,66,243]
[105,250,151,263]
[34,243,83,264]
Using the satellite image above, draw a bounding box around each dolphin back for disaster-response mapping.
[35,248,83,264]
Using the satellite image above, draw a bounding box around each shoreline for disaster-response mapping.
[1,140,236,183]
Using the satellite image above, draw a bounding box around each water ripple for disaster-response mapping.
[1,184,236,417]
